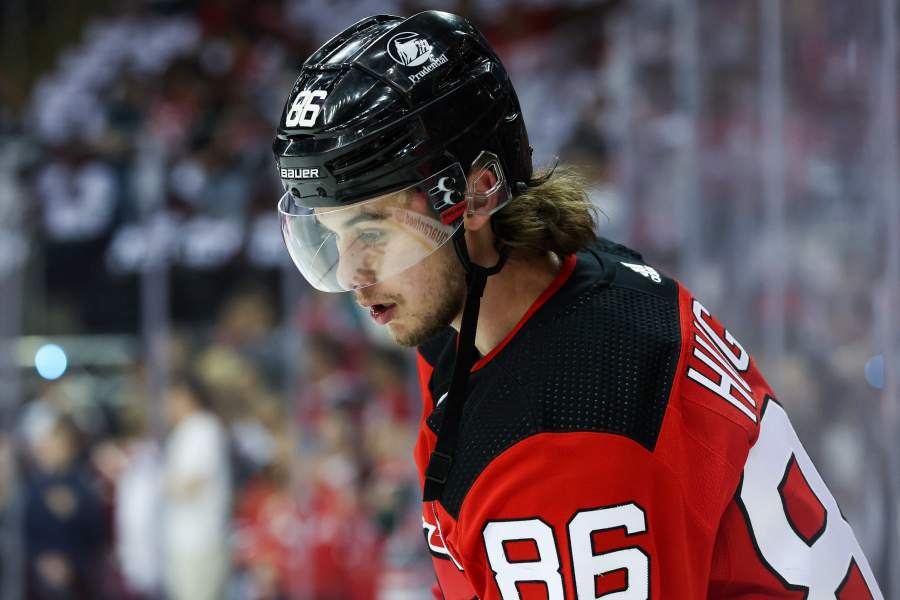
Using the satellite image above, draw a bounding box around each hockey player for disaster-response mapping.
[273,10,883,599]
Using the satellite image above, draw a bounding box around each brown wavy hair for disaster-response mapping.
[491,165,599,259]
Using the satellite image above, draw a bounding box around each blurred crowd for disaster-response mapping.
[0,0,896,597]
[10,285,426,599]
[598,3,895,567]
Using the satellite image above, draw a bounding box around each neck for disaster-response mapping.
[453,252,561,357]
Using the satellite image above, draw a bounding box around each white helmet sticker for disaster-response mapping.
[387,32,434,67]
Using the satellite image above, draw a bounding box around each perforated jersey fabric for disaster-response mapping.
[420,239,681,519]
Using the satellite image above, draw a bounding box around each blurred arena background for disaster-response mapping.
[0,0,897,598]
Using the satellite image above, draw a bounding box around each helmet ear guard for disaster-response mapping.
[466,151,511,219]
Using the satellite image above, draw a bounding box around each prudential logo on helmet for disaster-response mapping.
[387,32,433,67]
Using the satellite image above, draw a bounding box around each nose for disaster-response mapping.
[336,250,378,290]
[353,285,381,307]
[346,269,377,290]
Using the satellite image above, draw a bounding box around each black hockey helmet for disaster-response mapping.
[274,10,531,292]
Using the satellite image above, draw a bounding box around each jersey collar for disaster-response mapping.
[471,254,578,372]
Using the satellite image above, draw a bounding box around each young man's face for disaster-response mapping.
[354,240,466,347]
[313,188,467,347]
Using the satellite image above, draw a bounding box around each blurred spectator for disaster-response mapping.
[304,411,382,600]
[233,432,299,600]
[295,334,365,431]
[360,348,417,538]
[36,150,118,244]
[108,404,163,599]
[211,285,284,386]
[161,373,231,600]
[24,416,107,600]
[364,348,414,424]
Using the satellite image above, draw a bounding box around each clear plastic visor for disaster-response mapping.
[278,164,467,292]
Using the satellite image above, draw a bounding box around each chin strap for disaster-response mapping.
[423,231,507,502]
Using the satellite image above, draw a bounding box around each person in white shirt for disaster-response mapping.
[113,427,163,597]
[161,374,231,600]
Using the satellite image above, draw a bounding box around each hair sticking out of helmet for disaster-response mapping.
[491,164,599,260]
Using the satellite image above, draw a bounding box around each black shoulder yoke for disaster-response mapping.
[420,240,683,518]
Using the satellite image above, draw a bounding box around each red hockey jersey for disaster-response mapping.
[414,240,882,599]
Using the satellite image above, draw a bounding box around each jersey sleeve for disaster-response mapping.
[438,429,729,600]
[677,286,883,598]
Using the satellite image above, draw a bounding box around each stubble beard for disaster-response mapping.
[389,257,466,348]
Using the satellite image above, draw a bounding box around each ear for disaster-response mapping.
[463,167,499,232]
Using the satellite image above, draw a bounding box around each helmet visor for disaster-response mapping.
[278,163,467,292]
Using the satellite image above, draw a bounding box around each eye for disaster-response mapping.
[358,229,384,244]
